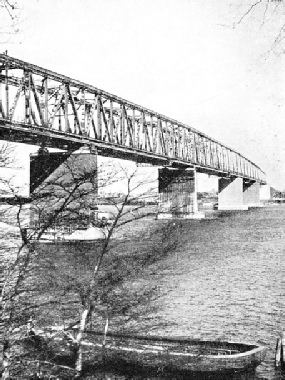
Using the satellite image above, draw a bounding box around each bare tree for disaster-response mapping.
[0,152,187,378]
[0,150,102,378]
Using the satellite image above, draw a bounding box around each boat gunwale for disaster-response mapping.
[83,341,266,361]
[84,330,266,359]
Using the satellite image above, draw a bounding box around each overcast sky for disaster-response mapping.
[2,0,285,190]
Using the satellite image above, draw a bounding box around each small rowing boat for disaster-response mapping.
[82,330,267,374]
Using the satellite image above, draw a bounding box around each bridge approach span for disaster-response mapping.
[0,54,265,184]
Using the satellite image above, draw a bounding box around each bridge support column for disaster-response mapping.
[218,177,248,211]
[260,184,271,202]
[157,168,205,219]
[30,146,98,194]
[30,146,98,227]
[243,180,261,207]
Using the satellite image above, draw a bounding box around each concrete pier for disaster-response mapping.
[30,146,98,194]
[260,184,272,202]
[157,168,205,219]
[218,177,248,211]
[243,180,261,207]
[29,146,98,226]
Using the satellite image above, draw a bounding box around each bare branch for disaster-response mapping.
[1,0,17,21]
[234,0,263,26]
[261,0,270,26]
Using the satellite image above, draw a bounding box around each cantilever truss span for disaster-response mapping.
[0,54,266,183]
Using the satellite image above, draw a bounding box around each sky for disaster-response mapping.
[1,0,285,191]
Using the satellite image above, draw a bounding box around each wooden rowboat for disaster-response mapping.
[83,330,267,374]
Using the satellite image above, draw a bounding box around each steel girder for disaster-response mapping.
[0,54,266,183]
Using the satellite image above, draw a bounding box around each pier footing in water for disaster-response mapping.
[157,168,204,219]
[156,212,205,220]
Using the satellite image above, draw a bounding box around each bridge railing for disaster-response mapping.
[0,54,266,183]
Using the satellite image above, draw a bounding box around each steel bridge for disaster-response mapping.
[0,54,266,184]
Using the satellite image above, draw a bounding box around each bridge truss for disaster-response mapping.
[0,54,265,183]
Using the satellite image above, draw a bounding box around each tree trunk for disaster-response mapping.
[74,308,89,378]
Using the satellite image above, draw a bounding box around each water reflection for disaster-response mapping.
[82,363,285,380]
[82,363,264,380]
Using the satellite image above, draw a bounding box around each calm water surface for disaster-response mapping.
[86,205,285,380]
[4,204,285,379]
[155,205,285,380]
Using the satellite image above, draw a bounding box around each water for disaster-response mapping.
[86,205,285,379]
[145,205,285,380]
[3,204,285,379]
